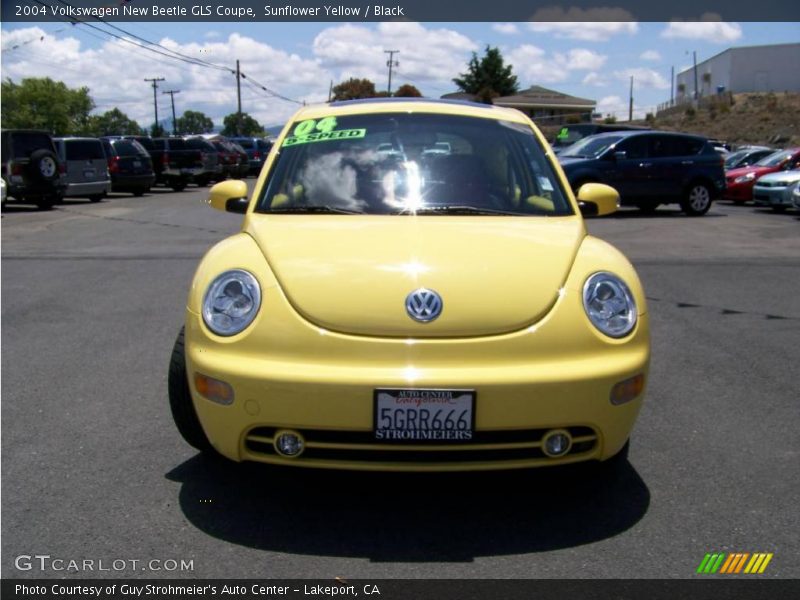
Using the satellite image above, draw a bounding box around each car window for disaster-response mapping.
[152,139,166,150]
[649,136,704,158]
[65,140,105,161]
[756,150,793,167]
[560,135,622,159]
[10,132,55,158]
[185,138,215,152]
[258,113,572,216]
[167,138,186,151]
[616,135,649,159]
[132,137,155,152]
[111,140,148,157]
[257,140,272,150]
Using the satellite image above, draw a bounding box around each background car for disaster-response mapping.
[558,130,726,215]
[229,142,250,178]
[53,137,111,203]
[724,146,775,170]
[183,137,220,185]
[752,170,800,212]
[100,138,155,196]
[724,148,800,202]
[228,137,273,175]
[1,129,64,210]
[169,99,649,473]
[551,123,650,154]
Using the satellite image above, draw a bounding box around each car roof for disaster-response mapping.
[293,97,530,124]
[54,137,103,142]
[586,130,707,141]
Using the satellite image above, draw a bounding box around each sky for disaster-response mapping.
[1,19,797,130]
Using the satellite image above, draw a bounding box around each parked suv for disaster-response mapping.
[1,129,65,210]
[54,137,111,202]
[558,131,726,216]
[100,138,155,196]
[551,123,649,154]
[228,137,272,175]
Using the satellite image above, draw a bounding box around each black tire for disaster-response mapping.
[168,327,214,452]
[133,187,149,197]
[88,194,104,203]
[681,183,713,216]
[171,181,187,192]
[771,206,787,213]
[195,176,210,187]
[28,149,60,183]
[35,195,55,211]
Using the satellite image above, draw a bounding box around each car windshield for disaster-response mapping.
[257,112,572,216]
[724,150,748,168]
[755,150,792,167]
[559,135,622,159]
[113,140,149,157]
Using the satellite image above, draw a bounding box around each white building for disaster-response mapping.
[676,43,800,100]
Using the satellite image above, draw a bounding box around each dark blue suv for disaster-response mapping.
[558,131,725,216]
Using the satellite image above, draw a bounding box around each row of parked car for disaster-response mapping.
[0,129,274,210]
[550,123,800,215]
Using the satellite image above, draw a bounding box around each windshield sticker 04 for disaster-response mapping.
[283,117,366,147]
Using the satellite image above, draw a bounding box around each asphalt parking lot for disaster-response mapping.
[2,186,798,579]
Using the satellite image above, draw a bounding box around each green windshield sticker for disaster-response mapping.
[283,127,366,147]
[556,127,569,140]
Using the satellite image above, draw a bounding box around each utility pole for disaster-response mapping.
[384,50,399,95]
[162,90,180,135]
[670,66,675,106]
[629,75,634,122]
[327,80,334,102]
[144,77,165,135]
[693,50,699,100]
[236,59,242,136]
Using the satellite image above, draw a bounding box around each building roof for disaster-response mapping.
[440,91,479,102]
[677,42,800,77]
[493,86,596,109]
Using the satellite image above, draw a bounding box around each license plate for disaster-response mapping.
[374,388,475,441]
[83,169,95,178]
[133,160,142,168]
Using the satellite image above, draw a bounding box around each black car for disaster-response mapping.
[1,129,65,210]
[551,123,650,154]
[558,131,726,216]
[228,137,273,175]
[100,138,155,196]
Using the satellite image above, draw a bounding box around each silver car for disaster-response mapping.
[753,170,800,212]
[54,137,111,202]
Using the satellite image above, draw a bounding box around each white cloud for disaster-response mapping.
[582,72,609,87]
[311,22,476,92]
[555,48,607,71]
[0,27,330,127]
[492,23,519,35]
[640,50,661,61]
[661,13,742,44]
[527,8,638,41]
[596,95,652,120]
[507,44,567,84]
[614,67,670,90]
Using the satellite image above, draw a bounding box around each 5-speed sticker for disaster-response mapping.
[283,128,366,147]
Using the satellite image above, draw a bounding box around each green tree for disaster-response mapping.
[175,110,214,134]
[150,123,166,137]
[86,108,142,136]
[221,112,264,137]
[394,84,422,98]
[453,46,519,103]
[1,77,94,134]
[331,78,378,101]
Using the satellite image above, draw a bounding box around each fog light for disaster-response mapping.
[610,374,645,405]
[542,429,572,458]
[194,373,234,405]
[274,431,305,457]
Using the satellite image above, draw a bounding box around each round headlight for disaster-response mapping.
[583,272,637,338]
[202,269,261,336]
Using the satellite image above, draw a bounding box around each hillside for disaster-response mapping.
[540,92,800,148]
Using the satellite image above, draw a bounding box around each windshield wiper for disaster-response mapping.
[269,205,365,214]
[407,205,523,216]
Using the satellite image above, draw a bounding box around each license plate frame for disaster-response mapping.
[83,169,95,178]
[373,388,476,442]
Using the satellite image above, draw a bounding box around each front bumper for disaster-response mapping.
[753,186,795,207]
[184,309,649,471]
[723,181,754,201]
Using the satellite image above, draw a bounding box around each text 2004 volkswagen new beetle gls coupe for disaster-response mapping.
[168,98,649,472]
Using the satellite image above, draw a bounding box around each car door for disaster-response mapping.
[646,134,688,200]
[605,134,651,201]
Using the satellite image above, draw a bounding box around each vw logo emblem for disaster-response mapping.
[405,288,443,322]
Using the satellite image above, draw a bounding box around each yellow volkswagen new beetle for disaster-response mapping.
[168,98,649,471]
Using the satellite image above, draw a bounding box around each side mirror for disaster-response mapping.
[208,180,249,213]
[613,151,627,161]
[577,182,619,217]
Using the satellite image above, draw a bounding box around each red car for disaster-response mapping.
[724,148,800,202]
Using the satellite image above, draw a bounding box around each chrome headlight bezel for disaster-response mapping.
[582,272,638,339]
[202,269,261,336]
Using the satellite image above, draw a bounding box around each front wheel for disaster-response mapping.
[771,205,787,213]
[36,195,55,211]
[168,327,214,452]
[681,183,713,216]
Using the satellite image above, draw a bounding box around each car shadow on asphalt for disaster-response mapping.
[604,208,727,219]
[166,455,650,562]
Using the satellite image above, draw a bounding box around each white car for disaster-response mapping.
[752,170,800,212]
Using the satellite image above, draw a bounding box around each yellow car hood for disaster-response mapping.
[245,215,585,338]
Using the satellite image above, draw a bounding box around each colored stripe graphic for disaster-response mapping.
[699,552,773,574]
